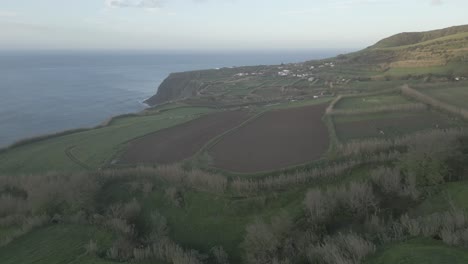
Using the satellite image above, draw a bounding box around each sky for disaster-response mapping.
[0,0,467,51]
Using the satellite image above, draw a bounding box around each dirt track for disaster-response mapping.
[119,110,251,165]
[208,104,329,173]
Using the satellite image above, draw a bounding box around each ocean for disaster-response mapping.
[0,50,346,148]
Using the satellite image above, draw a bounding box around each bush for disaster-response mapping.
[145,211,169,243]
[243,213,293,264]
[304,189,335,223]
[304,182,377,225]
[399,139,453,186]
[307,233,375,264]
[210,246,229,264]
[371,167,419,199]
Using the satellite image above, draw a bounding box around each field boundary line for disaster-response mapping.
[401,84,468,120]
[328,102,427,116]
[104,112,215,168]
[325,87,401,115]
[191,110,267,167]
[64,146,91,170]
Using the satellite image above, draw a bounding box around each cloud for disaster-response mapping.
[431,0,443,5]
[105,0,163,9]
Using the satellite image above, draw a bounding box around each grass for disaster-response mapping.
[416,83,468,110]
[376,32,468,51]
[386,62,468,77]
[344,80,415,92]
[366,238,468,264]
[0,107,215,174]
[410,180,468,216]
[333,110,463,142]
[0,224,115,264]
[143,185,306,263]
[334,94,412,110]
[261,97,333,110]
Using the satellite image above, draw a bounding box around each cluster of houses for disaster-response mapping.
[231,61,341,83]
[277,69,318,81]
[316,62,335,68]
[234,72,264,77]
[276,61,337,79]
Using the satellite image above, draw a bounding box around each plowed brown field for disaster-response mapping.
[208,104,329,173]
[119,110,251,165]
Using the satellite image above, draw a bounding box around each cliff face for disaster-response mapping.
[144,71,203,106]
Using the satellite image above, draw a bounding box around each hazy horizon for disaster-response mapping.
[1,0,467,51]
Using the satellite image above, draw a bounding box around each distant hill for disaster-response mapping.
[146,25,468,106]
[372,25,468,48]
[343,24,468,68]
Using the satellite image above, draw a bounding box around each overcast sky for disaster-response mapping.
[0,0,467,51]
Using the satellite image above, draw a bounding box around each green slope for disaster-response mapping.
[0,225,115,264]
[366,238,468,264]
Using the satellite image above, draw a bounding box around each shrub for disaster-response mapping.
[210,246,229,264]
[340,182,377,215]
[307,233,375,264]
[85,239,98,255]
[243,219,279,264]
[106,237,135,261]
[399,139,454,186]
[243,213,293,264]
[371,167,419,199]
[304,189,334,223]
[305,182,377,225]
[146,211,169,243]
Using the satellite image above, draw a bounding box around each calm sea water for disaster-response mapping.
[0,50,346,148]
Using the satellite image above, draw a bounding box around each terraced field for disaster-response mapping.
[334,93,412,110]
[333,110,462,142]
[415,83,468,109]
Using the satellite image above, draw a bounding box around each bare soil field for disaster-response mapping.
[119,110,251,165]
[208,104,329,173]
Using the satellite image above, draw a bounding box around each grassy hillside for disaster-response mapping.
[372,25,468,48]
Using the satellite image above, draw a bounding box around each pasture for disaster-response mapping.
[333,110,462,142]
[334,93,412,110]
[415,83,468,110]
[366,238,468,264]
[0,225,114,264]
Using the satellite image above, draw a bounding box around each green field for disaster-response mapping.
[416,83,468,109]
[386,62,468,77]
[334,93,412,110]
[0,107,215,174]
[410,181,468,216]
[0,225,115,264]
[333,110,463,142]
[366,238,468,264]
